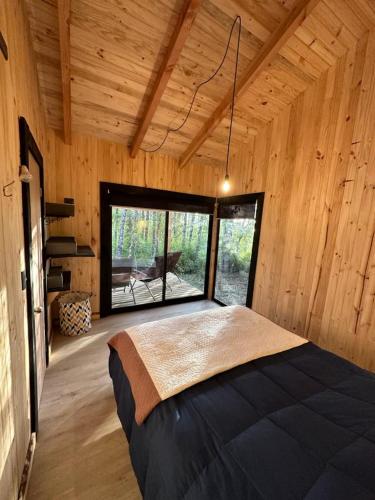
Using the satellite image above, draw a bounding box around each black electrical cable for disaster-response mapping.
[225,16,241,177]
[140,15,242,154]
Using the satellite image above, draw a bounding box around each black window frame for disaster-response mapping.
[100,182,215,316]
[212,192,264,308]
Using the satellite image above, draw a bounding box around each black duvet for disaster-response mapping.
[109,342,375,500]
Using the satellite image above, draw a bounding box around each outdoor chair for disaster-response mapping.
[132,251,182,300]
[111,257,136,304]
[166,251,182,282]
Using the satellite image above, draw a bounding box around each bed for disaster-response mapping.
[109,306,375,500]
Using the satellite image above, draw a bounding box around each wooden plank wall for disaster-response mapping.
[45,132,224,315]
[0,1,49,499]
[45,32,375,372]
[228,30,375,371]
[0,3,373,499]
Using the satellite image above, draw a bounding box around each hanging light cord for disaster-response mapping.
[225,16,241,177]
[141,15,242,154]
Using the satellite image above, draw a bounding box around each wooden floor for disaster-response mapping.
[27,300,218,500]
[112,273,203,308]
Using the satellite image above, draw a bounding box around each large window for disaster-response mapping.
[214,218,255,306]
[101,183,263,315]
[110,207,210,309]
[167,211,210,300]
[100,183,214,315]
[213,193,264,307]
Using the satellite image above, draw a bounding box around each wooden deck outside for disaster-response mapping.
[112,273,203,308]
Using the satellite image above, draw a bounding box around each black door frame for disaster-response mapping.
[100,182,215,316]
[20,116,48,434]
[212,192,264,308]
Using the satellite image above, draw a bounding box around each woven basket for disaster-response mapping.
[58,292,92,336]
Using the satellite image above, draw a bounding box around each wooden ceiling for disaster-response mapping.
[25,0,375,166]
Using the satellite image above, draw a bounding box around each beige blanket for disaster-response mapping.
[109,305,307,424]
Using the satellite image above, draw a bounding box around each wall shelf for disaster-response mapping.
[45,199,93,308]
[47,245,95,258]
[47,271,71,293]
[76,245,95,257]
[45,198,75,222]
[46,236,76,256]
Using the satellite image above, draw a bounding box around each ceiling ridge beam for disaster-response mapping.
[129,0,203,158]
[57,0,72,145]
[179,0,321,167]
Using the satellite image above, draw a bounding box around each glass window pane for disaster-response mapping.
[111,206,165,308]
[166,211,210,300]
[214,218,255,306]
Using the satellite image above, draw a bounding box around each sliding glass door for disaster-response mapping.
[111,207,211,309]
[101,183,214,315]
[214,193,264,307]
[111,207,166,308]
[167,211,210,300]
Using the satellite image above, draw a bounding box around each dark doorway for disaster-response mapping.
[20,117,48,434]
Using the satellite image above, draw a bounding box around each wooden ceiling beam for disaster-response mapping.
[129,0,203,158]
[179,0,321,167]
[57,0,71,144]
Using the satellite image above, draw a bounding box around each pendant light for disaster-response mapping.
[222,174,230,193]
[222,16,241,194]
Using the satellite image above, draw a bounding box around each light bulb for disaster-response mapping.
[222,174,230,193]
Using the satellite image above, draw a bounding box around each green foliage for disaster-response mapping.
[112,207,165,265]
[217,219,255,274]
[111,208,255,292]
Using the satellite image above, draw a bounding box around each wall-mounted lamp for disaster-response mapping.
[19,165,32,183]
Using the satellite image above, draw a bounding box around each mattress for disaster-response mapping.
[109,341,375,500]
